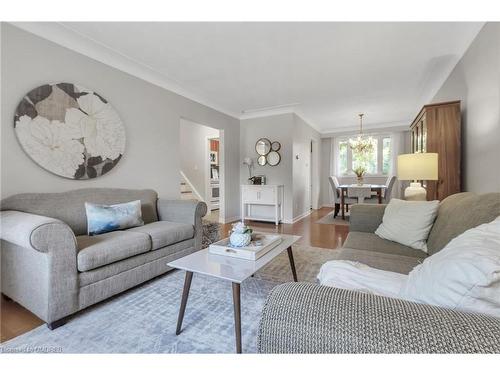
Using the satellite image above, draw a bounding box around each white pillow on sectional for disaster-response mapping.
[375,198,439,252]
[401,216,500,318]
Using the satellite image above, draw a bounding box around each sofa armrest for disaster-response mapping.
[257,283,500,353]
[348,204,387,233]
[1,210,77,252]
[1,210,79,323]
[157,199,207,250]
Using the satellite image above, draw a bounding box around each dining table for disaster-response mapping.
[339,184,387,220]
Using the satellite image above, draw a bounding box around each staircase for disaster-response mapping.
[180,175,196,200]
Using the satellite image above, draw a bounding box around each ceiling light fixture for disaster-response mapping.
[349,113,375,155]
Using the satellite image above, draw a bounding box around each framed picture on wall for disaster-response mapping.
[210,151,218,165]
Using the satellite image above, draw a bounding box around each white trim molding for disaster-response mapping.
[222,215,241,224]
[11,22,240,119]
[283,209,312,224]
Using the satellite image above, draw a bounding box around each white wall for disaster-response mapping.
[319,138,333,207]
[292,114,321,219]
[240,113,294,222]
[179,119,219,202]
[0,24,241,221]
[239,112,320,223]
[432,22,500,193]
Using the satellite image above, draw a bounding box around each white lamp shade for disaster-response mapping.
[397,153,438,181]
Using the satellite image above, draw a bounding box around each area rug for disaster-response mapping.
[0,244,340,354]
[316,211,350,225]
[202,219,222,248]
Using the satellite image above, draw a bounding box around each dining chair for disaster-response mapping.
[328,176,358,218]
[364,175,397,204]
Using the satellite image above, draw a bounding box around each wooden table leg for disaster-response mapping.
[232,282,242,354]
[341,188,345,219]
[176,271,193,335]
[287,246,298,282]
[378,188,382,204]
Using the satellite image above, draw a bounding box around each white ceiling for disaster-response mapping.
[26,22,484,133]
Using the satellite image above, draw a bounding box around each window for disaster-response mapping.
[352,138,378,174]
[382,137,391,175]
[336,134,393,176]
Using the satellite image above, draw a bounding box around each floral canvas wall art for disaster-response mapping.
[14,83,126,179]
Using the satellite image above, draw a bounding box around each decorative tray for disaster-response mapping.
[208,234,282,261]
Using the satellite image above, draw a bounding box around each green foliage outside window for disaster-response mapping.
[352,139,378,174]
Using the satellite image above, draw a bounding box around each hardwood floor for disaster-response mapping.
[1,294,44,343]
[0,207,346,343]
[220,207,348,249]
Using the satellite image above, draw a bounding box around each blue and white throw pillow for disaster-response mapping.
[85,200,144,236]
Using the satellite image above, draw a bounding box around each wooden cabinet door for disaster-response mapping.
[425,105,461,201]
[421,116,427,153]
[409,101,460,202]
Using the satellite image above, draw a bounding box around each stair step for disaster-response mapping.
[181,190,193,194]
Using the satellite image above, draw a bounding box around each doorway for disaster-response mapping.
[309,139,319,210]
[179,118,224,223]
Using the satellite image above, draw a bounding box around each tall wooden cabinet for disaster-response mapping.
[410,101,461,201]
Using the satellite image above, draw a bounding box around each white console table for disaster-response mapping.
[241,184,284,225]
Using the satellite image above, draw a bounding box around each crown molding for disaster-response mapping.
[240,104,322,133]
[10,22,240,119]
[239,105,297,120]
[9,22,433,136]
[320,120,410,138]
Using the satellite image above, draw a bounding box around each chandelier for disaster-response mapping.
[349,113,374,154]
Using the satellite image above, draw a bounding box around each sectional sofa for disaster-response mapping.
[257,192,500,353]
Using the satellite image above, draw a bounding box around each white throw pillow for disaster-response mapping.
[400,216,500,318]
[375,198,439,251]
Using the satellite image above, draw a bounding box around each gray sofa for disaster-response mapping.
[258,192,500,353]
[0,188,207,329]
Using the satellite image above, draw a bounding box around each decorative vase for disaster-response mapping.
[229,232,251,247]
[357,176,364,186]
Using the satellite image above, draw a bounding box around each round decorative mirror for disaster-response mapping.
[266,151,281,166]
[271,141,281,151]
[255,138,271,155]
[257,155,267,166]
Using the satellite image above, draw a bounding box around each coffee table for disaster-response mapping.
[167,232,301,353]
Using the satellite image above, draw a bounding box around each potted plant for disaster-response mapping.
[353,166,366,186]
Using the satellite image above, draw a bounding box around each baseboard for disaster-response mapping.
[222,216,240,224]
[283,210,312,224]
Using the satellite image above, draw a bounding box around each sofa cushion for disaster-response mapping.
[79,238,195,287]
[344,231,428,258]
[77,231,151,272]
[127,221,194,250]
[1,188,159,235]
[337,248,423,274]
[427,192,500,255]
